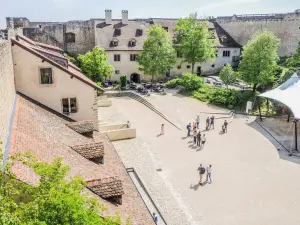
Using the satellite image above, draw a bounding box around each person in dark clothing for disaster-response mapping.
[193,129,197,144]
[206,117,210,131]
[187,123,191,137]
[210,116,215,129]
[224,120,228,133]
[197,131,201,147]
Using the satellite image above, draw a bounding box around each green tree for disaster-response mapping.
[78,46,114,82]
[219,64,236,89]
[174,13,216,74]
[287,41,300,69]
[238,31,280,92]
[136,25,176,82]
[0,150,130,225]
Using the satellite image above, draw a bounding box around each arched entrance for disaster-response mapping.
[130,73,140,83]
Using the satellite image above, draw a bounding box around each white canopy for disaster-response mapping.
[260,73,300,119]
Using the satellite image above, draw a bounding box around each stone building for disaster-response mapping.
[3,8,300,81]
[92,10,241,81]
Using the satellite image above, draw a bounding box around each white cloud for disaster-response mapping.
[200,0,263,11]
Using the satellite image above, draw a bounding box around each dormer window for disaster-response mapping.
[128,39,136,47]
[220,35,228,43]
[111,38,119,47]
[114,28,121,36]
[136,29,143,36]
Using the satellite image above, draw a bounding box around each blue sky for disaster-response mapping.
[0,0,298,28]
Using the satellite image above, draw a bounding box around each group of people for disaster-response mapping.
[187,118,207,148]
[197,164,212,185]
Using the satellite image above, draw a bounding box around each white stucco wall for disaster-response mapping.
[12,44,97,123]
[107,47,240,81]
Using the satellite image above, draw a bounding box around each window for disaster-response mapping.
[187,65,191,69]
[136,29,143,36]
[128,40,136,47]
[111,38,119,47]
[114,54,121,62]
[40,68,53,84]
[114,28,121,36]
[62,98,77,114]
[177,52,183,58]
[163,26,168,32]
[130,54,137,61]
[111,40,118,47]
[115,70,120,74]
[177,65,181,69]
[65,32,75,43]
[223,50,230,57]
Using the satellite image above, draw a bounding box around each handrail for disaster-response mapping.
[126,167,168,225]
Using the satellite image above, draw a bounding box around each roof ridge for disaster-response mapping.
[12,38,103,91]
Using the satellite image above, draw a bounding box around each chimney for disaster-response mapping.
[105,9,112,24]
[122,10,128,25]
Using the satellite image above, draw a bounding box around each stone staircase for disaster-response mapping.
[106,91,181,130]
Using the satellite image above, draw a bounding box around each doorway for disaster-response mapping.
[130,73,140,83]
[197,66,202,76]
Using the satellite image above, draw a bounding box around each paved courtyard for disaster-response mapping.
[99,91,300,225]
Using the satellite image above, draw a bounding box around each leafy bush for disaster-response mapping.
[120,75,127,88]
[180,73,204,92]
[192,85,213,103]
[211,88,238,107]
[166,77,180,88]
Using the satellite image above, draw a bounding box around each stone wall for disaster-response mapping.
[216,13,300,56]
[0,40,16,153]
[26,20,95,55]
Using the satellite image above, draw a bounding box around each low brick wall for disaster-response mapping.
[103,128,136,141]
[99,123,128,131]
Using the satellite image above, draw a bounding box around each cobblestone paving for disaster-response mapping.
[100,92,300,225]
[99,99,203,225]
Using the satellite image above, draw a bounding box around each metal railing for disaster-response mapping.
[126,167,168,225]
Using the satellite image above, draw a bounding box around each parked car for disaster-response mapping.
[213,81,224,88]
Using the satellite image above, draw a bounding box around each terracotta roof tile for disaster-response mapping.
[87,177,124,198]
[9,94,154,225]
[36,42,63,52]
[71,142,104,159]
[66,120,94,134]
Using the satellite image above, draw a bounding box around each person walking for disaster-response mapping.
[224,120,228,133]
[187,123,191,137]
[193,122,197,131]
[152,212,158,224]
[201,134,207,148]
[193,129,197,144]
[196,115,200,129]
[127,121,131,128]
[161,124,164,135]
[206,165,212,184]
[206,117,210,131]
[196,131,201,147]
[210,116,215,129]
[197,164,206,185]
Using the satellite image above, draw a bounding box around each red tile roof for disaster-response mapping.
[71,142,105,159]
[87,177,124,199]
[66,120,94,133]
[12,35,104,92]
[10,94,154,225]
